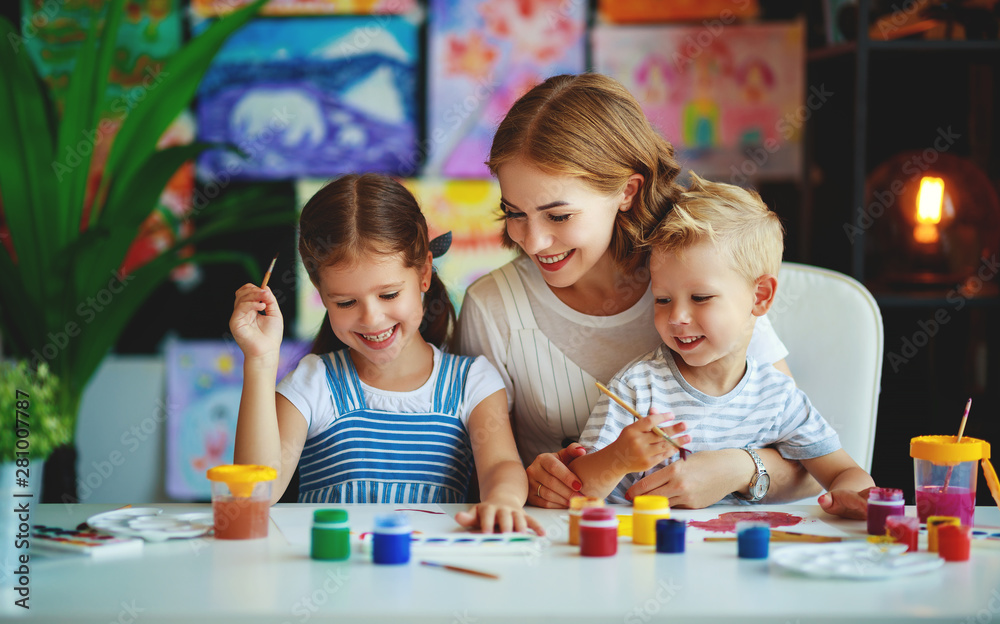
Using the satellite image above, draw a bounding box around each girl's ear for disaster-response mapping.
[620,173,645,212]
[420,250,433,292]
[752,274,778,317]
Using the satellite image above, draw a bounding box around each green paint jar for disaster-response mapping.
[311,509,350,561]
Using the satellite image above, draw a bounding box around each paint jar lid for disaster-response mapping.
[633,495,670,512]
[314,509,348,526]
[910,436,990,463]
[656,518,686,534]
[205,464,277,497]
[868,487,904,502]
[374,513,411,533]
[580,507,618,529]
[569,496,605,511]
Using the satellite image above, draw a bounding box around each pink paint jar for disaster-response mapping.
[866,487,905,535]
[579,508,618,557]
[910,435,989,525]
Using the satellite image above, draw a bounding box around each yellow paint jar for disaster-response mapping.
[568,496,604,545]
[632,495,670,545]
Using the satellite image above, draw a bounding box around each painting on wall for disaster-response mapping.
[165,339,311,500]
[192,0,417,17]
[196,16,419,181]
[293,178,517,340]
[20,0,201,284]
[593,21,804,183]
[597,0,759,23]
[425,0,586,178]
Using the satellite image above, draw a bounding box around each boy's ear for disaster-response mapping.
[752,274,778,316]
[619,173,645,212]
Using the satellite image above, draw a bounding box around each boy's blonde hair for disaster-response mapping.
[646,173,784,284]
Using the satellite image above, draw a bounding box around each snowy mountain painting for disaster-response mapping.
[196,17,419,180]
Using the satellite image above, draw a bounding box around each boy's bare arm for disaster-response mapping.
[802,449,877,519]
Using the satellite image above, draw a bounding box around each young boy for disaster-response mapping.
[571,173,875,519]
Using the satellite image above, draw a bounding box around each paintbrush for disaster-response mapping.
[942,397,972,493]
[595,382,690,459]
[703,530,864,543]
[420,560,499,580]
[260,252,278,289]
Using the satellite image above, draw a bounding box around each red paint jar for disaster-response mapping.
[937,524,971,562]
[579,508,618,557]
[885,515,919,552]
[867,487,905,535]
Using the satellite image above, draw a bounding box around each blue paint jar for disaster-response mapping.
[655,518,686,553]
[372,513,411,565]
[736,521,770,559]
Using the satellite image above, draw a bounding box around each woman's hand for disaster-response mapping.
[454,501,546,535]
[230,284,283,359]
[526,444,587,508]
[624,449,745,509]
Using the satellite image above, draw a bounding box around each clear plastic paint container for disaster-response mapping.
[632,495,670,545]
[568,496,604,546]
[910,435,990,525]
[206,464,276,540]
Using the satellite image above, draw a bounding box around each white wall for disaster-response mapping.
[74,355,171,503]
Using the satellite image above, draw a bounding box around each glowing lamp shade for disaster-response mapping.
[865,152,1000,290]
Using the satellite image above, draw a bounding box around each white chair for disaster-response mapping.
[766,262,884,473]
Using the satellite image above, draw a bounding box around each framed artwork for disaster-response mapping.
[196,16,419,181]
[165,339,311,500]
[192,0,417,17]
[593,21,805,182]
[598,0,760,23]
[425,0,586,178]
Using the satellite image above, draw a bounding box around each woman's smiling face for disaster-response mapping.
[497,157,627,290]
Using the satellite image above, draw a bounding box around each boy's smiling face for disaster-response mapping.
[650,240,763,378]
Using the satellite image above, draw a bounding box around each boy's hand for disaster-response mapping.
[230,284,284,359]
[818,487,873,520]
[454,502,545,535]
[611,411,687,474]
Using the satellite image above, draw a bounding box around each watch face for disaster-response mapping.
[753,474,771,498]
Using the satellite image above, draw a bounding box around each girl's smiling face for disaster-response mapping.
[318,251,431,370]
[497,157,631,290]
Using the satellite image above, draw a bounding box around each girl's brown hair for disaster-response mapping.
[298,173,455,354]
[488,73,684,273]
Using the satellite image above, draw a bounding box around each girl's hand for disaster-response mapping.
[454,502,546,535]
[526,444,587,509]
[230,284,283,359]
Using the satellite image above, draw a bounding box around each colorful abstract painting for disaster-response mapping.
[425,0,586,178]
[192,0,417,17]
[593,22,804,182]
[293,178,518,340]
[19,0,199,284]
[196,16,419,181]
[165,339,311,500]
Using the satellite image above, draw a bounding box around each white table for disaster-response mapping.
[4,503,999,623]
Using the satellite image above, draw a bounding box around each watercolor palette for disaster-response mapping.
[355,532,542,556]
[86,507,214,542]
[771,542,944,580]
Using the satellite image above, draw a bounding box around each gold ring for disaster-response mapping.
[536,483,543,498]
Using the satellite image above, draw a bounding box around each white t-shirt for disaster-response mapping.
[456,255,789,459]
[276,344,505,439]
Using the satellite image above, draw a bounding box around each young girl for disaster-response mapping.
[230,173,540,534]
[456,73,820,509]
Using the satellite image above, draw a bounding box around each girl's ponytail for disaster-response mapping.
[420,270,456,349]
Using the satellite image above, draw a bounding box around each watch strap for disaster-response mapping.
[735,447,767,502]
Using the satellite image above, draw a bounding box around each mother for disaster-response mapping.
[456,73,820,509]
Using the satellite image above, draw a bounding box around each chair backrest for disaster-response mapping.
[766,262,884,472]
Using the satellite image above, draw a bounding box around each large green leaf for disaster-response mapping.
[98,0,269,221]
[0,17,56,307]
[57,0,126,246]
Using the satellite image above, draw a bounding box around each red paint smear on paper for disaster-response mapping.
[688,511,803,533]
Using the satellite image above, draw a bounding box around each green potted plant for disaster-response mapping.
[0,0,294,480]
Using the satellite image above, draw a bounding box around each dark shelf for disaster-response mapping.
[872,293,1000,309]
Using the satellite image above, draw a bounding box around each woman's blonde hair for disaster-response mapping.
[488,73,683,273]
[646,173,784,284]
